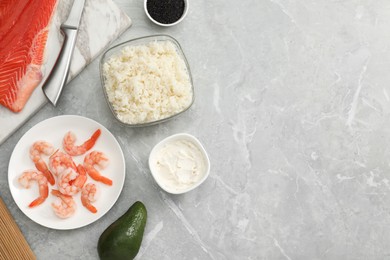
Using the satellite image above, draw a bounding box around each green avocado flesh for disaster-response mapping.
[98,201,147,260]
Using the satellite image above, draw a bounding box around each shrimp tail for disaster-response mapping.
[81,199,97,213]
[42,168,55,185]
[98,176,112,186]
[83,129,101,151]
[29,183,48,208]
[35,161,55,185]
[87,170,112,186]
[93,175,112,186]
[29,197,46,208]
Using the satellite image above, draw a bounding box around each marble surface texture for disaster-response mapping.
[1,0,390,259]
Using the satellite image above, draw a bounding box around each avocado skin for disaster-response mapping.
[98,201,147,260]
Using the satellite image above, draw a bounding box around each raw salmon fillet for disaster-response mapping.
[0,0,57,112]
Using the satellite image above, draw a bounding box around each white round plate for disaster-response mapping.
[8,115,125,230]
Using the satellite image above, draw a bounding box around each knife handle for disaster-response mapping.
[43,26,78,106]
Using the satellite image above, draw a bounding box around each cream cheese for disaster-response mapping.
[153,139,206,192]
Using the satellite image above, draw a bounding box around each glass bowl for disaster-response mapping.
[99,34,194,127]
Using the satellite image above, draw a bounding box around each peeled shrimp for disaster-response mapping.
[84,151,112,186]
[63,129,101,156]
[57,165,87,196]
[18,170,48,208]
[51,189,76,218]
[30,141,55,185]
[49,150,77,176]
[81,183,98,213]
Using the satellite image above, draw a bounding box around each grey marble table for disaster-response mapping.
[1,0,390,259]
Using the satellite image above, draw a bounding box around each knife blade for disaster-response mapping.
[42,0,86,106]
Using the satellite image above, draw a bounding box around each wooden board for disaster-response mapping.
[0,197,35,260]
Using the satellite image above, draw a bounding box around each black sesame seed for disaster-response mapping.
[147,0,185,24]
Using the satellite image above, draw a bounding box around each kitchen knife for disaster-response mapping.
[43,0,86,106]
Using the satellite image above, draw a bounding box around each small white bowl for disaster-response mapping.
[149,133,210,194]
[144,0,189,27]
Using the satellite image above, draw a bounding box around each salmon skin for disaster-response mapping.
[0,0,57,113]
